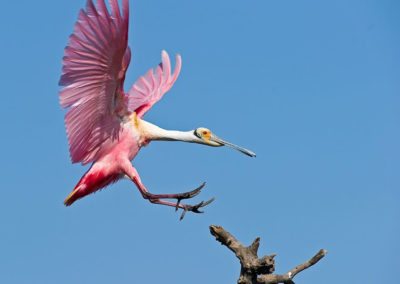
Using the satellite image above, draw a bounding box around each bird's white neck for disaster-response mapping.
[139,119,197,143]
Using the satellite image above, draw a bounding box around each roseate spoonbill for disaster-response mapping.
[59,0,256,219]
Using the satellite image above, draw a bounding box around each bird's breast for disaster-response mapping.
[118,118,151,160]
[127,112,151,147]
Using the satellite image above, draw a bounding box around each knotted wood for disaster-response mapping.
[209,225,327,284]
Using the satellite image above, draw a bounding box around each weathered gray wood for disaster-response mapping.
[209,225,327,284]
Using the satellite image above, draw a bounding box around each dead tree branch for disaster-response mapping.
[209,225,327,284]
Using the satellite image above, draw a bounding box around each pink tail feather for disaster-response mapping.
[64,169,122,206]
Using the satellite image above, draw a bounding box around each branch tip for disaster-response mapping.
[249,237,260,254]
[209,225,327,284]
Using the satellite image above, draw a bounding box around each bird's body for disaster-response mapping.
[60,0,255,218]
[63,114,189,205]
[64,116,139,205]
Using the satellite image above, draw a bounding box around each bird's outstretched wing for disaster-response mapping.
[127,50,182,118]
[59,0,130,165]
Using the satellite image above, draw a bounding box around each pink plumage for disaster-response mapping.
[59,0,255,219]
[128,51,182,118]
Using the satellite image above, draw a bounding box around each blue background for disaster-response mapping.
[0,0,398,283]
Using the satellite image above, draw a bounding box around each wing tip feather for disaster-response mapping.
[58,0,130,165]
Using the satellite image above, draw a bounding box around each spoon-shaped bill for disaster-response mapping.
[210,135,256,157]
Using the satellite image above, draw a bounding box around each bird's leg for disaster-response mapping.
[133,180,214,220]
[132,175,206,201]
[123,164,214,219]
[145,198,215,220]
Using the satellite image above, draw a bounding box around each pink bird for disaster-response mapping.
[59,0,256,219]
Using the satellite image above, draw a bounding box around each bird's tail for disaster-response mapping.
[64,185,85,206]
[64,170,122,206]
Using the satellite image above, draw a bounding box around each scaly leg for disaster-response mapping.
[122,162,214,219]
[145,198,215,220]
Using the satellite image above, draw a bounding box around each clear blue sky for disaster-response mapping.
[0,0,398,283]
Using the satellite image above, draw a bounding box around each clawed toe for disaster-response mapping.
[175,182,206,211]
[138,181,214,219]
[179,182,206,199]
[179,197,215,220]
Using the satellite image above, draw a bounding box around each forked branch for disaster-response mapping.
[209,225,327,284]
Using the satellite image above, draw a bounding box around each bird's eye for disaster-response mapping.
[202,131,208,135]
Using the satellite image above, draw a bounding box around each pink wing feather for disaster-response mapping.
[127,50,182,118]
[59,0,182,164]
[59,0,130,165]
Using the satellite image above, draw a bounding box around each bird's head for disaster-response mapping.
[193,127,256,157]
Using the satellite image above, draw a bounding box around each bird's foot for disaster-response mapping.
[140,182,214,220]
[140,182,206,208]
[179,198,215,220]
[174,182,206,211]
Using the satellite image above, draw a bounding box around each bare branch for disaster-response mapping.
[288,249,327,278]
[209,225,327,284]
[249,237,260,255]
